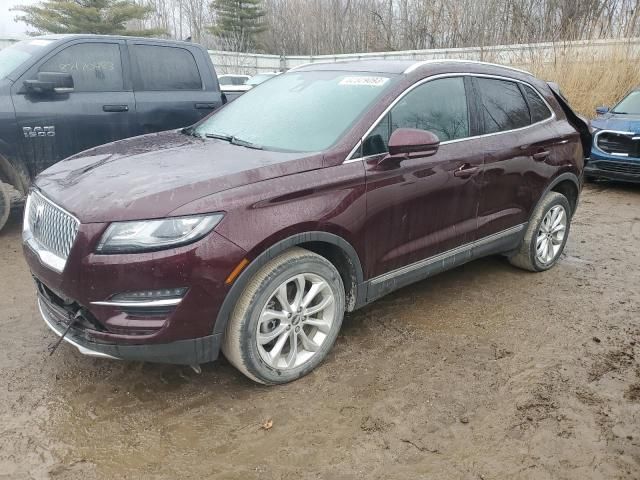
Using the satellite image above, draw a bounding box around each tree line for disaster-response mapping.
[13,0,640,54]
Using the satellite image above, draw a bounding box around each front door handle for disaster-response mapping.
[195,103,217,109]
[532,150,550,161]
[103,105,129,112]
[453,163,480,178]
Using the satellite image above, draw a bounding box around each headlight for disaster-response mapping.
[96,213,224,254]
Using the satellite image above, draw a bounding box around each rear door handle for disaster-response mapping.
[532,150,550,161]
[103,105,129,112]
[195,103,217,109]
[453,163,480,178]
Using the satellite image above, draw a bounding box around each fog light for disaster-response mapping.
[110,287,188,302]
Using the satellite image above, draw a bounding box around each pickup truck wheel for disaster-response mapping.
[222,247,345,385]
[0,182,11,232]
[509,192,571,272]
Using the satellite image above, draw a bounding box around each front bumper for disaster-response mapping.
[585,158,640,183]
[23,208,247,364]
[39,294,222,364]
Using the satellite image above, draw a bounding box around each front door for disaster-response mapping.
[361,76,483,298]
[12,39,135,178]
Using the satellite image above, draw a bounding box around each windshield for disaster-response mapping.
[219,75,247,86]
[195,71,397,152]
[0,39,53,80]
[612,90,640,115]
[247,73,276,86]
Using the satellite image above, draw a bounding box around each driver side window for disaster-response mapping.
[39,43,124,93]
[362,76,469,156]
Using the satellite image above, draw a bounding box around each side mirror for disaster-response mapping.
[24,72,74,95]
[384,128,440,163]
[595,106,609,115]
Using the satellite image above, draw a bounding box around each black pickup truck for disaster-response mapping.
[0,34,224,231]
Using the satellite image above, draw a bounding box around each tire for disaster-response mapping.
[222,247,345,385]
[0,182,11,233]
[509,191,571,272]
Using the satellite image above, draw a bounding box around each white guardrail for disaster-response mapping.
[209,37,640,74]
[2,36,639,75]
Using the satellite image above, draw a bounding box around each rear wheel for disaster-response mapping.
[509,192,571,272]
[222,247,345,384]
[0,182,11,233]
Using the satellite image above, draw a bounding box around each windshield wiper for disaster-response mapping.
[205,132,233,141]
[230,137,263,150]
[611,111,628,114]
[204,133,263,150]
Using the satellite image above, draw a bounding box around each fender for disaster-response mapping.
[212,231,365,336]
[530,171,581,222]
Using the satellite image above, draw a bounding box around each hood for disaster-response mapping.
[35,130,323,223]
[591,113,640,133]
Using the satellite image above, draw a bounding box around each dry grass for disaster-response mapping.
[515,45,640,117]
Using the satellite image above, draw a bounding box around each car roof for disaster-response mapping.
[35,34,201,48]
[291,59,532,78]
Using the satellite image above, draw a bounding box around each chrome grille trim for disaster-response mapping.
[23,190,79,272]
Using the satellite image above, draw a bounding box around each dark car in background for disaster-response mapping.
[23,59,589,384]
[587,88,640,183]
[0,34,224,231]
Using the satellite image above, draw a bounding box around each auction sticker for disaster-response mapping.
[339,76,389,87]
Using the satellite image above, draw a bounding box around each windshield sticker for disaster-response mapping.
[29,40,53,47]
[339,76,389,87]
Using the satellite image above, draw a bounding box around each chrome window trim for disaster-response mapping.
[593,129,638,158]
[22,189,81,273]
[344,72,555,164]
[370,223,526,285]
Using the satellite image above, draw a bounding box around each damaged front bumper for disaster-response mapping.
[39,293,222,365]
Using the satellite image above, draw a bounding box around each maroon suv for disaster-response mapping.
[23,60,589,384]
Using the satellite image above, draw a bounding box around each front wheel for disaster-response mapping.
[0,182,11,233]
[222,247,345,384]
[509,191,571,272]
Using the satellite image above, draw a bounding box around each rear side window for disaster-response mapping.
[476,78,530,133]
[132,45,202,91]
[362,77,469,156]
[522,84,552,123]
[39,43,123,92]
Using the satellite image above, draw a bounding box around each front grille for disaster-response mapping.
[596,132,640,158]
[597,161,640,176]
[27,190,79,261]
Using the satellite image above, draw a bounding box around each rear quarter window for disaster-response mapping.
[132,45,202,91]
[522,84,552,123]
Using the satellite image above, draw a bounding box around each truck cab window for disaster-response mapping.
[39,43,124,92]
[131,45,202,91]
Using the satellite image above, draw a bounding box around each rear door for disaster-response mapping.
[471,76,560,238]
[128,42,223,134]
[12,39,135,177]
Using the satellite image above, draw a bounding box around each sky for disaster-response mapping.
[0,0,38,36]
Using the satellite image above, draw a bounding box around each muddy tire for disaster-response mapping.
[509,192,571,272]
[0,182,11,233]
[222,247,345,385]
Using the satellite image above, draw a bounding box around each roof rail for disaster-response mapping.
[404,59,531,75]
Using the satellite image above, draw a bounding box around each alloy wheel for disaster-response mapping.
[535,204,567,265]
[256,273,336,370]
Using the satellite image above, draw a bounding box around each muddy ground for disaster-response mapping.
[1,183,639,480]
